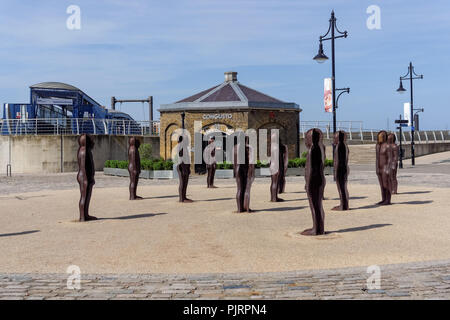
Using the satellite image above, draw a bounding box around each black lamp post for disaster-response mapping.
[396,62,423,166]
[314,10,348,160]
[181,111,186,130]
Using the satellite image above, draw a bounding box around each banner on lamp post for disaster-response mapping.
[404,103,411,126]
[324,78,332,113]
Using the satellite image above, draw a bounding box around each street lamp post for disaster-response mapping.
[181,111,186,130]
[396,62,423,166]
[314,10,348,160]
[413,108,424,131]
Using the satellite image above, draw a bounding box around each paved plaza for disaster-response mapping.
[1,152,450,299]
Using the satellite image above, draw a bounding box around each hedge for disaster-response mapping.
[104,159,174,171]
[105,158,332,170]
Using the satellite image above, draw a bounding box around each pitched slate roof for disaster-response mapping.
[160,72,300,112]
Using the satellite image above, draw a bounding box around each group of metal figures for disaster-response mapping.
[76,129,399,236]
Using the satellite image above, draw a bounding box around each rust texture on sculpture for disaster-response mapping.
[302,128,326,235]
[376,130,392,205]
[270,143,288,202]
[387,133,399,194]
[177,135,192,203]
[128,136,142,200]
[234,136,255,212]
[332,130,350,211]
[206,136,217,188]
[77,134,97,221]
[278,144,289,194]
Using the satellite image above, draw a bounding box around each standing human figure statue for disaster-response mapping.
[270,142,287,202]
[177,135,193,203]
[206,136,217,188]
[234,136,255,212]
[301,128,326,236]
[77,134,97,221]
[278,144,289,194]
[387,133,399,194]
[332,131,350,211]
[128,136,142,200]
[376,130,392,205]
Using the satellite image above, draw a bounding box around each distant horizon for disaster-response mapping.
[1,0,449,130]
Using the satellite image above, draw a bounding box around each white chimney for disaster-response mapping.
[224,71,237,82]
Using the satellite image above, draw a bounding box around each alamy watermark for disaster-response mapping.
[66,265,81,290]
[171,121,281,174]
[366,265,381,290]
[366,5,381,30]
[66,5,81,30]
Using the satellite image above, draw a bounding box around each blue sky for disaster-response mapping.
[0,0,449,130]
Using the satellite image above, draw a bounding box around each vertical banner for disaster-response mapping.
[404,103,411,126]
[324,78,333,113]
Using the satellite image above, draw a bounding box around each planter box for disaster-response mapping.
[287,167,302,176]
[103,167,129,177]
[150,170,174,179]
[215,169,234,179]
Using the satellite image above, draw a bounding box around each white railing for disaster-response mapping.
[299,121,450,143]
[0,118,160,136]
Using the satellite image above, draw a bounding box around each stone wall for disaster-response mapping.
[159,109,300,161]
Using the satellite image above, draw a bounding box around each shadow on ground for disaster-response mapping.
[99,213,167,221]
[255,206,307,212]
[329,223,392,234]
[396,200,433,205]
[0,230,40,238]
[396,191,432,195]
[142,195,178,200]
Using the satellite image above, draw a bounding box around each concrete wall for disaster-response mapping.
[402,142,450,159]
[0,135,160,174]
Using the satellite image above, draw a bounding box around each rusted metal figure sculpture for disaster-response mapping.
[206,136,217,188]
[332,131,350,211]
[376,130,392,205]
[301,128,326,236]
[387,133,399,194]
[278,144,289,194]
[270,143,288,202]
[77,134,97,221]
[234,136,255,212]
[128,137,142,200]
[177,135,192,203]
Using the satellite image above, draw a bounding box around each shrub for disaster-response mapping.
[141,159,153,171]
[104,160,111,168]
[287,159,296,168]
[110,160,119,168]
[152,161,163,171]
[118,160,128,169]
[139,143,153,161]
[325,159,334,167]
[301,151,308,158]
[163,160,174,170]
[217,161,232,170]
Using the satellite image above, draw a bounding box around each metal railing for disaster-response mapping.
[0,118,160,136]
[299,121,450,143]
[1,118,448,144]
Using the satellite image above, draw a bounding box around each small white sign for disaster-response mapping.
[202,113,232,120]
[404,103,411,126]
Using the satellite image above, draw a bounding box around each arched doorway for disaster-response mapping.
[195,123,234,174]
[257,122,287,158]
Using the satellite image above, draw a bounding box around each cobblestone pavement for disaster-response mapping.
[1,259,449,300]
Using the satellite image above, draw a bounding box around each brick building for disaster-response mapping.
[158,72,301,171]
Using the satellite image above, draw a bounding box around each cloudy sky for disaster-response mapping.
[1,0,449,130]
